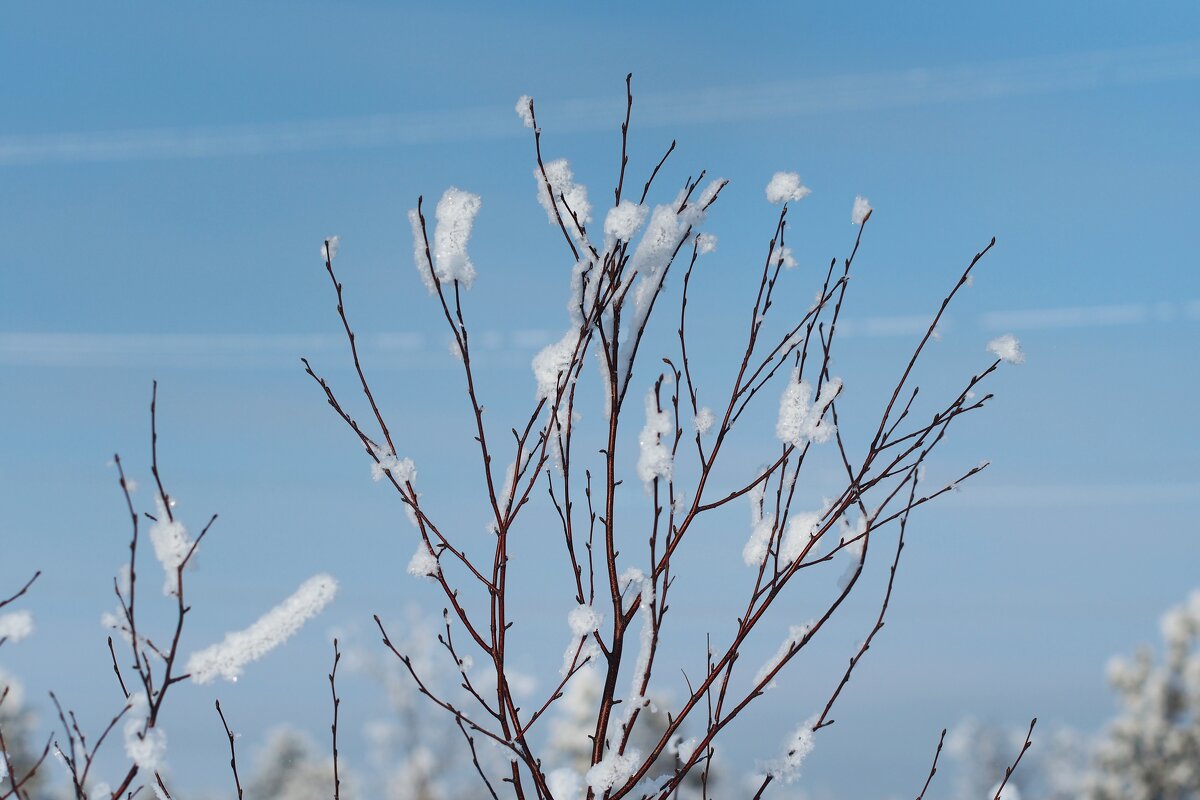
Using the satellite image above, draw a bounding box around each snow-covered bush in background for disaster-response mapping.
[1087,590,1200,800]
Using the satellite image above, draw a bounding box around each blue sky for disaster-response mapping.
[1,3,1198,796]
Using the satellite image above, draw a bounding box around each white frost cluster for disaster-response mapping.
[694,406,715,436]
[562,604,603,676]
[987,333,1025,364]
[696,232,717,254]
[604,199,648,244]
[568,604,602,638]
[406,539,439,579]
[0,610,33,643]
[670,735,702,765]
[619,179,726,388]
[186,573,338,684]
[432,187,482,289]
[148,494,194,597]
[754,622,814,687]
[407,208,434,291]
[779,511,823,564]
[765,172,812,204]
[536,159,591,242]
[515,94,535,128]
[532,329,578,401]
[775,370,842,447]
[838,514,868,560]
[123,692,167,773]
[371,444,418,485]
[766,717,818,783]
[612,568,657,737]
[743,474,775,567]
[320,235,339,262]
[585,750,640,794]
[851,195,872,225]
[636,388,673,488]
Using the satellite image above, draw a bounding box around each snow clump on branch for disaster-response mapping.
[320,235,339,262]
[148,494,194,597]
[604,199,648,243]
[123,692,167,774]
[987,333,1025,364]
[407,540,439,579]
[586,750,641,795]
[618,178,726,389]
[370,444,417,485]
[186,573,338,684]
[536,159,592,242]
[765,171,812,204]
[851,195,872,225]
[780,510,823,564]
[775,370,842,447]
[764,717,818,783]
[515,95,535,128]
[636,387,673,488]
[432,187,482,289]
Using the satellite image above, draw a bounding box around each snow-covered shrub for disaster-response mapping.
[300,83,1025,799]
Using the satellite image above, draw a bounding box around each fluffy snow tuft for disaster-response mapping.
[568,604,602,638]
[754,623,814,687]
[433,187,482,289]
[532,329,578,401]
[148,495,194,597]
[515,95,535,128]
[987,333,1025,364]
[586,751,641,794]
[186,573,338,684]
[636,387,674,487]
[370,445,418,485]
[851,195,872,225]
[320,235,339,262]
[767,717,818,783]
[604,200,647,243]
[766,172,812,204]
[776,371,842,447]
[536,159,591,242]
[779,511,823,564]
[408,208,436,293]
[407,540,439,578]
[694,406,715,436]
[123,693,167,773]
[743,513,776,567]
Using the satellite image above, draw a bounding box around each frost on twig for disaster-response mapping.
[187,574,338,684]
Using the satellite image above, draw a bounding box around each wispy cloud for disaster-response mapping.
[3,298,1195,368]
[980,300,1198,331]
[0,330,552,369]
[2,41,1197,166]
[943,481,1200,508]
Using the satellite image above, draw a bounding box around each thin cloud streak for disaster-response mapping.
[1,41,1197,166]
[944,482,1200,508]
[2,298,1195,368]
